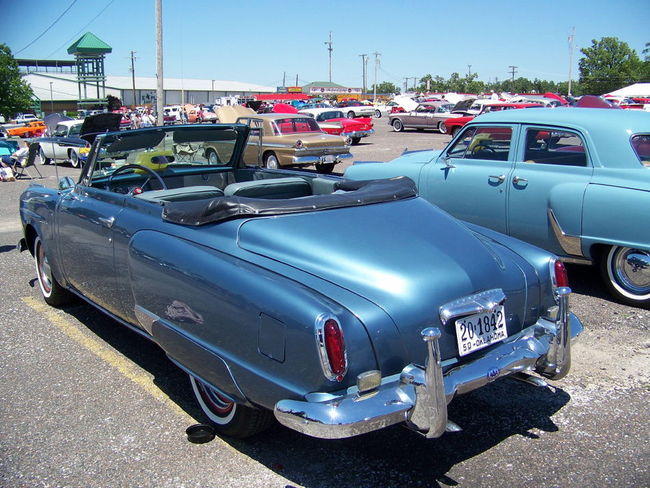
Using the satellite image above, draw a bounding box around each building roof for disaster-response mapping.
[67,32,112,55]
[23,72,275,101]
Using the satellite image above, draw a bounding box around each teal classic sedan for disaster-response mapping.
[345,108,650,307]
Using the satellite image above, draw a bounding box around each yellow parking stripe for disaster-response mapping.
[22,296,197,423]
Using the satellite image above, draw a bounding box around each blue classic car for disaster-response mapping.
[346,108,650,308]
[19,124,582,439]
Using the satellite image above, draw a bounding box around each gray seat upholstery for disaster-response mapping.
[135,185,223,202]
[223,177,312,199]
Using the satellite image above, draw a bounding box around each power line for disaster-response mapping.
[45,0,116,59]
[15,0,79,55]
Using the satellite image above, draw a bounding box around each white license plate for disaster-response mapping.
[455,306,507,357]
[321,155,336,163]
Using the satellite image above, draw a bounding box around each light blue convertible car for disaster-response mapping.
[19,123,582,440]
[346,108,650,307]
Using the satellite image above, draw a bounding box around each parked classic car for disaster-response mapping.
[345,108,650,307]
[32,114,122,168]
[389,102,461,133]
[216,106,352,173]
[299,107,374,144]
[7,120,47,138]
[443,102,544,136]
[19,123,582,439]
[336,100,376,118]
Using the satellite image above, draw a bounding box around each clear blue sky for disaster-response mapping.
[1,0,647,90]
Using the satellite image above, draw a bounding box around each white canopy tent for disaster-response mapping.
[604,83,650,98]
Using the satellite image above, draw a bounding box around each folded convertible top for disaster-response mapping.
[162,177,418,226]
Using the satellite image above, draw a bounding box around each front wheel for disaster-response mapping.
[392,119,404,132]
[206,149,221,164]
[189,376,273,438]
[346,111,355,119]
[350,137,361,145]
[374,109,382,118]
[599,246,650,308]
[34,236,72,306]
[438,121,447,134]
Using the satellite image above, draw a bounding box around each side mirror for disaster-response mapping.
[58,176,75,190]
[440,154,456,169]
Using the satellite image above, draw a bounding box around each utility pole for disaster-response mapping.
[568,26,575,96]
[295,74,298,86]
[508,65,518,83]
[49,82,54,113]
[155,0,164,125]
[404,77,410,92]
[411,77,418,91]
[282,72,286,87]
[467,64,472,76]
[372,52,380,102]
[359,54,368,95]
[130,51,137,107]
[324,32,333,83]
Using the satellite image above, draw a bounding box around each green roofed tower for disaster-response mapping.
[67,32,112,108]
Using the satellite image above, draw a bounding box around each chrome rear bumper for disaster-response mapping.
[274,288,582,439]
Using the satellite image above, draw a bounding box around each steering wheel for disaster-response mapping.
[107,163,168,193]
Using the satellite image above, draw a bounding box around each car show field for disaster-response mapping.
[1,122,648,487]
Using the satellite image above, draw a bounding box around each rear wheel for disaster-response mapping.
[264,152,279,169]
[69,150,80,168]
[392,119,404,132]
[351,137,361,145]
[316,163,335,174]
[438,121,447,134]
[34,236,72,306]
[374,109,382,118]
[206,149,221,164]
[599,246,650,308]
[39,148,50,165]
[189,376,273,438]
[346,111,355,119]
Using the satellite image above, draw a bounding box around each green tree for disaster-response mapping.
[372,81,400,95]
[578,37,643,94]
[0,43,34,119]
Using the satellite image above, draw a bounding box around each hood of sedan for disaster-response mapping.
[236,197,537,363]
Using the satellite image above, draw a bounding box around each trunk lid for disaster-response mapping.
[237,198,537,365]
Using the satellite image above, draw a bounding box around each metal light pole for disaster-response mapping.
[155,0,164,125]
[324,32,333,83]
[359,54,367,96]
[49,82,54,113]
[130,51,137,107]
[372,52,381,103]
[568,27,575,96]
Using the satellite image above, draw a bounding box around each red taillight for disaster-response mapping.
[323,319,346,381]
[554,260,569,288]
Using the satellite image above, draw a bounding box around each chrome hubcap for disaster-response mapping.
[612,247,650,295]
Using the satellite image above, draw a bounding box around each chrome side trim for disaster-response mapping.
[274,306,583,439]
[439,288,506,325]
[548,208,583,257]
[134,305,158,335]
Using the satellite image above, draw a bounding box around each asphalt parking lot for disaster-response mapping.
[0,122,649,488]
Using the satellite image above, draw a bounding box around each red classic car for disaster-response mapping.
[444,102,543,136]
[299,108,374,144]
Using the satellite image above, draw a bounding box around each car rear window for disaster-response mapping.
[274,118,321,134]
[631,135,650,167]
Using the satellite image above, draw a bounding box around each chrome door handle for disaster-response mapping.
[513,176,528,184]
[489,174,506,183]
[99,216,115,228]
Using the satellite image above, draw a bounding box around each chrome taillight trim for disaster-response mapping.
[314,314,348,382]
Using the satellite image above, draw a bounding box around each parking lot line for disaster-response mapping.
[22,295,197,423]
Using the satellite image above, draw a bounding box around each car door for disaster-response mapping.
[506,126,593,257]
[56,184,127,316]
[238,117,265,165]
[420,125,516,234]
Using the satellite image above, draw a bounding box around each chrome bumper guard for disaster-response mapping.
[274,287,582,439]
